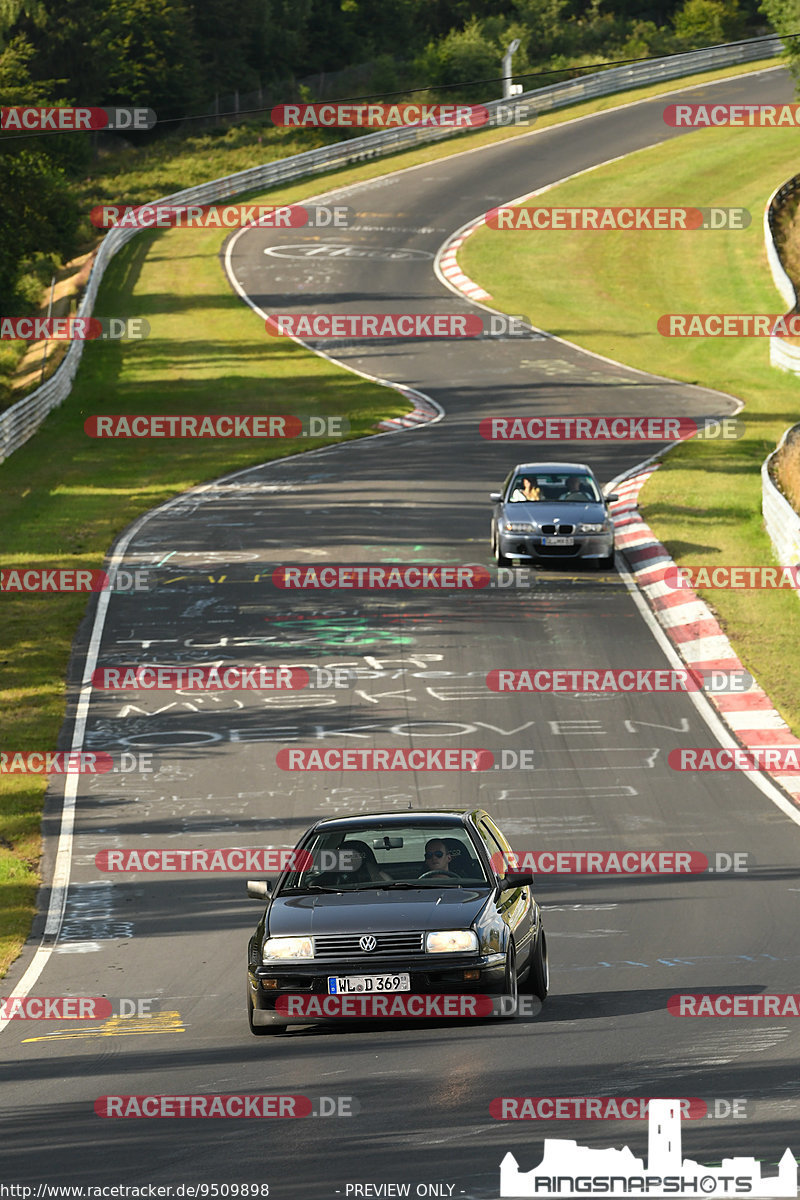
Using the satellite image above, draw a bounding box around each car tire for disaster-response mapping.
[527,929,549,1001]
[500,941,518,1019]
[597,551,615,571]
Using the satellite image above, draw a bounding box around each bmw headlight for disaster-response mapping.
[503,521,537,533]
[578,522,608,533]
[262,936,314,960]
[425,930,479,954]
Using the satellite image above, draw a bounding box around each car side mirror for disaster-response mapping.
[490,492,503,503]
[247,879,271,899]
[606,493,619,502]
[499,871,535,890]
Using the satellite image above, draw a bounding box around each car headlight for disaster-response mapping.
[577,522,608,533]
[503,521,536,533]
[262,936,314,960]
[425,930,479,954]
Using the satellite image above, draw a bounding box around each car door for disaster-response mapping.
[476,815,534,970]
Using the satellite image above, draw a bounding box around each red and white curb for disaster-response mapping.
[438,225,492,303]
[611,467,800,805]
[377,384,443,430]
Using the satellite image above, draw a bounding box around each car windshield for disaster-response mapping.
[507,473,600,503]
[278,823,491,892]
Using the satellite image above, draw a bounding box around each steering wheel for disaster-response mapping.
[419,869,460,879]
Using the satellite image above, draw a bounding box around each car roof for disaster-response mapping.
[511,462,596,474]
[309,809,485,833]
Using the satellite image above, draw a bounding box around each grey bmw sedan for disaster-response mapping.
[490,461,617,568]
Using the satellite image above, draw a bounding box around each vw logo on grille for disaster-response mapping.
[359,935,378,952]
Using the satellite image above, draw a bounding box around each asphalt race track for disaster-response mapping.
[2,67,800,1200]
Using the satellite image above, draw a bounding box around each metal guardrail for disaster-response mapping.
[762,424,800,597]
[0,33,784,464]
[765,173,800,371]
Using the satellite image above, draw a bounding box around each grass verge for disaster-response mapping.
[0,54,788,978]
[460,122,800,737]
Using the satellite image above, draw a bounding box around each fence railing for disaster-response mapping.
[0,33,784,464]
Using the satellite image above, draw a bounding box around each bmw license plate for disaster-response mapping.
[328,973,411,994]
[541,536,574,545]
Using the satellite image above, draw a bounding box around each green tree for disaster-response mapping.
[760,0,800,86]
[673,0,746,45]
[0,37,81,312]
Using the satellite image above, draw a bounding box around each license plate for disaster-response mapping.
[328,973,411,994]
[541,536,574,546]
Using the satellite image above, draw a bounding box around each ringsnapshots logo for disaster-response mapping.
[1,106,156,131]
[271,103,489,128]
[486,207,749,231]
[0,317,150,340]
[1,567,151,592]
[498,1098,798,1197]
[266,313,532,339]
[90,204,353,229]
[479,416,743,441]
[83,414,348,438]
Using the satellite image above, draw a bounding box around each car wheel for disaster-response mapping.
[527,929,549,1001]
[500,941,518,1019]
[597,551,615,571]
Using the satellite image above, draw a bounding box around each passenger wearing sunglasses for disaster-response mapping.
[418,839,455,879]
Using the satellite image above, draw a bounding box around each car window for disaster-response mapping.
[277,824,491,892]
[507,473,600,503]
[476,820,509,878]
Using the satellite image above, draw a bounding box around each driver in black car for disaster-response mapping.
[419,839,454,878]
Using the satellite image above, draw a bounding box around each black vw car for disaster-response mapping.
[246,809,548,1033]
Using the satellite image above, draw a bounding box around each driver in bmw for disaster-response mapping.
[419,839,454,877]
